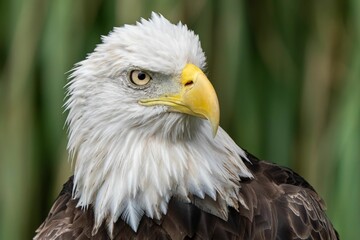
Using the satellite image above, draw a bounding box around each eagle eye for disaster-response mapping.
[130,70,151,86]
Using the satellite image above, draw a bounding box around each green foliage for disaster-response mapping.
[0,0,358,239]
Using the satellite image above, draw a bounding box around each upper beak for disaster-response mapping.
[139,63,220,136]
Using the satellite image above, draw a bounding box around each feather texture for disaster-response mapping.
[35,153,339,239]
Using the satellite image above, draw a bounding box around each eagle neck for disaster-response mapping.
[71,116,253,235]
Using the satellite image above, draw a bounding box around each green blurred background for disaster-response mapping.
[1,0,359,239]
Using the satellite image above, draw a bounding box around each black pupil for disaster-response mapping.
[137,72,146,80]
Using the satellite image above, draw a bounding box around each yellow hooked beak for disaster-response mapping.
[139,63,220,136]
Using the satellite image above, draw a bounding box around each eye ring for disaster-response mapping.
[130,70,151,86]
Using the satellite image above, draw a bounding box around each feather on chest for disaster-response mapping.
[35,155,338,240]
[72,121,252,234]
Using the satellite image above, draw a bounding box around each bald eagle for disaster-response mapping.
[35,13,338,240]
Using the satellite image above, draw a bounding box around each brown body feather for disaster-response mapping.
[35,152,339,240]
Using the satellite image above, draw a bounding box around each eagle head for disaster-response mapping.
[65,13,252,234]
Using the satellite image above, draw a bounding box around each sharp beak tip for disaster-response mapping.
[212,125,218,137]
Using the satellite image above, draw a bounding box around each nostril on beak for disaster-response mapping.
[184,80,194,87]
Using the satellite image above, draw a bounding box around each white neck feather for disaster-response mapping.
[69,111,252,234]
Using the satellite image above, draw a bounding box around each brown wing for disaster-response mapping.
[35,153,339,240]
[238,152,339,239]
